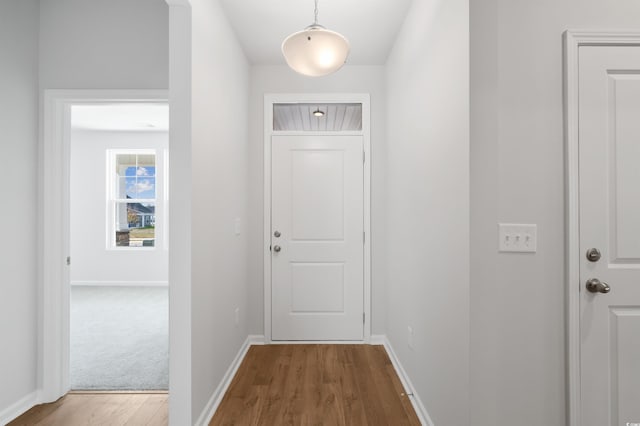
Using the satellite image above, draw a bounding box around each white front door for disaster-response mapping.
[579,45,640,426]
[271,135,364,341]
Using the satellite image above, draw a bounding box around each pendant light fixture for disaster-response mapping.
[281,0,350,77]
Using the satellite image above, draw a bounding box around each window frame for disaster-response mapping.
[107,148,159,250]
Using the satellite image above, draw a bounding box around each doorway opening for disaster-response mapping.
[40,90,169,402]
[68,103,169,391]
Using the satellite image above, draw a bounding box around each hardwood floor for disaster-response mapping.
[7,393,168,426]
[8,345,419,426]
[210,344,421,426]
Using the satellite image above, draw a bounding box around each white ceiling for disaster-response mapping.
[219,0,413,65]
[71,103,169,132]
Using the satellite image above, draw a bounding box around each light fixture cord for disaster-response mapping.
[313,0,319,25]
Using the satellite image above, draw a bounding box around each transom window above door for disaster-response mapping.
[273,103,362,131]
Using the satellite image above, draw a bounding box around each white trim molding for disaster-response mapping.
[564,30,640,426]
[70,281,169,287]
[40,89,168,405]
[263,93,372,344]
[166,1,193,424]
[0,392,38,426]
[371,335,433,426]
[195,335,265,426]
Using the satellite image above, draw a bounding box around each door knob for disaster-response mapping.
[273,245,281,253]
[586,278,610,294]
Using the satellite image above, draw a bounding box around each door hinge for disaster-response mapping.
[363,312,365,324]
[66,256,71,266]
[363,231,365,244]
[363,151,365,164]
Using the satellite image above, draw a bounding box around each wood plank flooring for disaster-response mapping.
[210,344,420,426]
[7,393,168,426]
[8,345,419,426]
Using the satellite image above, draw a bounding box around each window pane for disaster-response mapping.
[117,177,127,198]
[137,154,155,168]
[115,202,155,247]
[124,177,137,198]
[136,165,155,178]
[116,154,135,176]
[135,177,156,199]
[273,103,363,131]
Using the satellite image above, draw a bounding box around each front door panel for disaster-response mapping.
[271,135,364,341]
[579,45,640,426]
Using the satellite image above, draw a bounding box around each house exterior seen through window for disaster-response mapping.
[109,150,157,248]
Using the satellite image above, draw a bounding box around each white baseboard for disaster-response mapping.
[0,391,38,425]
[268,340,365,345]
[70,280,169,287]
[371,335,434,426]
[194,335,265,426]
[247,334,266,345]
[369,334,387,345]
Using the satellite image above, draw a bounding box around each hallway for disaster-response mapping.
[10,345,417,425]
[210,345,420,425]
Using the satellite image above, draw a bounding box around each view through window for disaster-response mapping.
[111,151,156,247]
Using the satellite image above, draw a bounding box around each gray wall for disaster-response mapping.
[0,0,39,418]
[248,65,388,336]
[188,0,250,422]
[69,130,169,285]
[0,0,168,419]
[385,0,470,423]
[470,0,640,425]
[39,0,168,90]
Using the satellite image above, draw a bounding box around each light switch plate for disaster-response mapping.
[234,218,241,236]
[498,223,537,253]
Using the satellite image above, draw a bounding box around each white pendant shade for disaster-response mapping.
[282,25,350,77]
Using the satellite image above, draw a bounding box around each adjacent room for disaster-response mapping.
[1,0,639,425]
[69,103,169,392]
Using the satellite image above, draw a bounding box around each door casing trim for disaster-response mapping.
[40,89,168,403]
[263,93,371,344]
[564,30,640,426]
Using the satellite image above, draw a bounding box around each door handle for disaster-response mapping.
[273,245,281,253]
[586,278,610,294]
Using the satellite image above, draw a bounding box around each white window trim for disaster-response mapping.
[106,149,159,250]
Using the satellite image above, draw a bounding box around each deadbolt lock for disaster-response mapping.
[586,248,601,262]
[274,230,281,238]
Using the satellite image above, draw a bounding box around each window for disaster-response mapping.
[273,103,363,131]
[109,150,157,248]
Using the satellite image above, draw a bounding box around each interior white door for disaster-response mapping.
[271,135,364,341]
[579,45,640,426]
